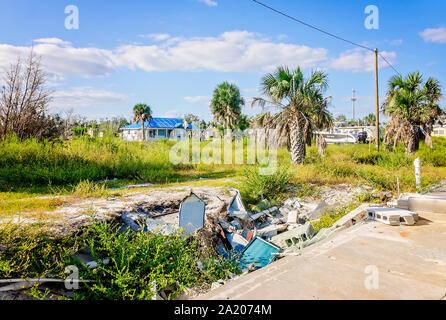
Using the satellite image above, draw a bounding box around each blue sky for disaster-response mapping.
[1,0,445,122]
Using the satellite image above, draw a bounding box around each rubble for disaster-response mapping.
[271,222,315,249]
[366,207,417,226]
[306,200,330,220]
[2,181,394,298]
[228,190,249,220]
[146,218,179,235]
[286,210,299,224]
[121,211,145,231]
[256,224,288,239]
[283,198,302,209]
[302,228,335,247]
[226,233,249,254]
[331,203,374,229]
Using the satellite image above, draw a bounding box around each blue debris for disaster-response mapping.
[238,236,282,271]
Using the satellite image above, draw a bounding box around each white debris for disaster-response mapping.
[287,210,299,224]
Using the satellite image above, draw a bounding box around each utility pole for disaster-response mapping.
[351,89,357,124]
[374,48,380,151]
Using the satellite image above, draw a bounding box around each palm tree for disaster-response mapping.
[210,82,244,132]
[133,103,152,141]
[383,72,443,154]
[363,113,376,126]
[252,66,332,164]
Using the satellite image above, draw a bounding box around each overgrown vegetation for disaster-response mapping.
[1,136,445,204]
[240,166,292,206]
[0,221,238,300]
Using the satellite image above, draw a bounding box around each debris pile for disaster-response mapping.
[118,188,347,276]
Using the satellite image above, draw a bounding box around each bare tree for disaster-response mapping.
[0,51,53,139]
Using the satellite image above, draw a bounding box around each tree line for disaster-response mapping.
[1,53,444,164]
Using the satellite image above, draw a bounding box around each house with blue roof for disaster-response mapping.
[120,117,201,141]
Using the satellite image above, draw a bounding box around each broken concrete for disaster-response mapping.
[367,207,417,226]
[331,203,373,229]
[146,218,179,235]
[0,186,235,239]
[198,199,446,300]
[286,210,299,224]
[256,224,288,240]
[306,200,330,220]
[271,222,315,249]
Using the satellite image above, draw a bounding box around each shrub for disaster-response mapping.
[240,166,291,205]
[71,222,238,300]
[0,221,238,300]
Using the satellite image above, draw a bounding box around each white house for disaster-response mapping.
[120,117,201,141]
[433,126,446,138]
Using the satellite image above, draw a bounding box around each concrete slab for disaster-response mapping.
[397,193,446,214]
[408,197,446,214]
[197,211,446,300]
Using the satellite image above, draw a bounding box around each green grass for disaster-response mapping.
[1,136,445,218]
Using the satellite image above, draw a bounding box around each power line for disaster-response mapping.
[251,0,401,75]
[379,53,401,76]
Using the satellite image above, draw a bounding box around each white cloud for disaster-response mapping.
[0,42,115,79]
[139,33,170,41]
[113,30,328,73]
[50,87,128,110]
[419,27,446,44]
[198,0,218,7]
[33,38,72,46]
[330,48,397,72]
[0,32,328,79]
[184,96,210,103]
